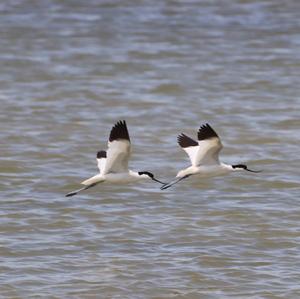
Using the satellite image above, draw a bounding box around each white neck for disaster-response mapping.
[129,170,140,177]
[221,163,235,172]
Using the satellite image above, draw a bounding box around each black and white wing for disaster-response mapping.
[96,150,107,175]
[195,123,223,165]
[103,120,131,174]
[177,123,223,166]
[177,133,200,166]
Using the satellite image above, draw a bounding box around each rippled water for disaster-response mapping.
[1,0,300,298]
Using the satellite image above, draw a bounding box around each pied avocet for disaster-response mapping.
[66,120,165,197]
[161,123,261,190]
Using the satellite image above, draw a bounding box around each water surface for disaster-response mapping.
[1,0,300,298]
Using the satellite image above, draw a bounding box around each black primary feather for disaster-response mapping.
[197,123,219,141]
[97,150,107,159]
[177,133,198,148]
[109,120,131,142]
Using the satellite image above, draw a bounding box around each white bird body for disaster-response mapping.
[81,170,149,186]
[161,123,260,190]
[176,163,233,179]
[66,121,164,197]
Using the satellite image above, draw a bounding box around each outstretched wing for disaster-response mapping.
[195,123,223,165]
[177,133,199,166]
[103,120,131,174]
[96,150,107,175]
[177,123,223,166]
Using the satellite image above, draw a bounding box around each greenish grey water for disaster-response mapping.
[0,1,299,298]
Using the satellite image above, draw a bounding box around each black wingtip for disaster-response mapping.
[197,123,219,141]
[97,150,107,159]
[177,133,198,148]
[109,120,130,142]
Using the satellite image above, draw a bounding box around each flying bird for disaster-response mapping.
[161,123,261,190]
[66,120,165,197]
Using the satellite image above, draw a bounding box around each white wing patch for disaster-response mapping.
[97,157,106,175]
[177,133,199,166]
[96,150,107,175]
[195,137,223,166]
[103,120,131,174]
[181,146,200,166]
[103,140,131,174]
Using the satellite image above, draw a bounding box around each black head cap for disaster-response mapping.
[232,164,262,173]
[138,171,154,178]
[138,171,166,184]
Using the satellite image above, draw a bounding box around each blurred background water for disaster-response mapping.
[0,0,300,298]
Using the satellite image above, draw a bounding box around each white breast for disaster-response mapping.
[104,172,140,184]
[176,164,232,178]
